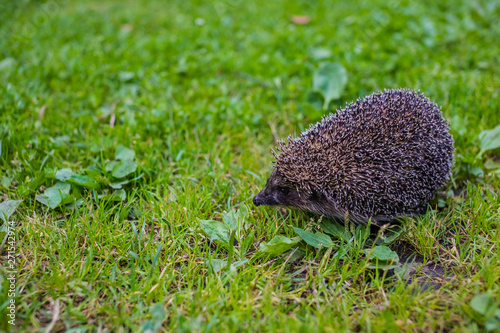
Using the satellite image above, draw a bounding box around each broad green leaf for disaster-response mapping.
[113,189,127,201]
[365,245,399,262]
[470,293,496,316]
[55,168,73,181]
[67,199,84,210]
[313,62,348,109]
[98,189,126,201]
[258,235,301,256]
[112,160,138,178]
[366,243,401,270]
[106,161,118,172]
[0,199,22,222]
[37,182,72,209]
[36,195,50,207]
[67,174,100,189]
[200,219,230,244]
[293,227,334,249]
[205,258,227,273]
[222,205,249,232]
[222,210,239,231]
[478,124,500,156]
[109,179,130,189]
[484,159,500,170]
[319,219,346,239]
[485,317,500,332]
[238,203,249,219]
[1,177,12,189]
[48,182,71,194]
[116,144,135,160]
[469,166,484,178]
[38,193,75,209]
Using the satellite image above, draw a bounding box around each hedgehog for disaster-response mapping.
[253,89,454,225]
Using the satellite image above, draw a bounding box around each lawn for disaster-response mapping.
[1,0,500,332]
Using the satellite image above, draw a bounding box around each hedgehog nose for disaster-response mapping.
[253,195,261,206]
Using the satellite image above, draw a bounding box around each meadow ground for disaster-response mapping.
[0,0,500,332]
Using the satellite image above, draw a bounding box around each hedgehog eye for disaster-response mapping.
[278,187,290,195]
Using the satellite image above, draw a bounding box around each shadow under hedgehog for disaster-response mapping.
[253,89,455,225]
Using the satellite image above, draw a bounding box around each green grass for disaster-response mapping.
[1,0,500,332]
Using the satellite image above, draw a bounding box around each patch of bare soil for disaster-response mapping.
[390,242,455,291]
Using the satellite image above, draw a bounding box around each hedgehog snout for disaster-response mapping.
[253,189,278,206]
[253,191,267,206]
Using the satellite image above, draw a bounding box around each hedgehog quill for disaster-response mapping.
[253,89,454,225]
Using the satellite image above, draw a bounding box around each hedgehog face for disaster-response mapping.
[253,169,304,207]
